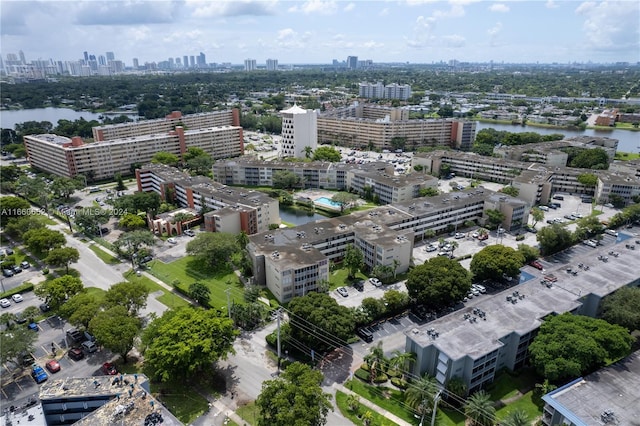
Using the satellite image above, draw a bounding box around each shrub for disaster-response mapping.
[42,268,49,275]
[373,373,389,383]
[386,369,402,378]
[360,363,370,372]
[390,377,408,389]
[354,368,370,382]
[516,235,525,241]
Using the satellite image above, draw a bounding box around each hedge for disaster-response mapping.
[354,368,370,382]
[391,377,408,389]
[0,281,35,299]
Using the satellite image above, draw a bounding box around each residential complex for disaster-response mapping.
[279,105,317,158]
[248,188,528,303]
[136,163,279,235]
[213,158,437,205]
[359,81,412,100]
[541,351,640,426]
[405,238,640,393]
[23,110,244,180]
[317,103,476,151]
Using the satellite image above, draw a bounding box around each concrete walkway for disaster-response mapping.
[332,383,413,426]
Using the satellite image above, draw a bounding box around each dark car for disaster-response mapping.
[352,280,364,291]
[529,260,544,270]
[102,362,117,375]
[39,303,51,313]
[357,328,374,343]
[2,269,14,277]
[66,328,84,344]
[11,265,22,274]
[68,348,84,361]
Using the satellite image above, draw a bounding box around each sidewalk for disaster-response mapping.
[332,383,413,426]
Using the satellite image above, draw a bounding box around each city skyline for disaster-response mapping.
[1,0,639,66]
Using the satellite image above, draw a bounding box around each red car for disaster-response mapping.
[45,359,61,373]
[102,362,117,375]
[530,260,543,270]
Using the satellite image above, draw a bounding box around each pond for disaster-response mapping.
[279,206,328,226]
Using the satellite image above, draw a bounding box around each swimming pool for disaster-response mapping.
[315,196,342,209]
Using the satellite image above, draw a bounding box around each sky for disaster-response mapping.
[1,0,639,66]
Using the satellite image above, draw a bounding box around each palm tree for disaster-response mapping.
[361,410,373,426]
[387,350,415,380]
[405,374,439,419]
[346,394,360,412]
[464,390,496,426]
[449,240,459,258]
[392,259,400,278]
[444,376,467,407]
[500,409,529,426]
[363,341,387,383]
[236,231,249,249]
[303,146,313,159]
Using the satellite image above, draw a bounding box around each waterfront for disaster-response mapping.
[0,107,138,129]
[279,206,327,226]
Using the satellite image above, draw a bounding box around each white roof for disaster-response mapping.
[281,104,308,114]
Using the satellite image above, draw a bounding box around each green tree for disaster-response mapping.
[186,232,239,270]
[419,187,439,197]
[303,146,314,159]
[236,231,250,249]
[103,281,150,316]
[189,282,211,306]
[90,305,142,363]
[312,146,341,162]
[151,151,179,166]
[516,244,540,264]
[74,208,111,235]
[0,326,38,364]
[464,390,496,426]
[444,376,467,407]
[383,289,409,314]
[569,147,609,169]
[331,192,359,213]
[601,287,640,332]
[484,209,505,229]
[183,147,207,161]
[536,223,574,255]
[530,207,544,227]
[405,374,439,421]
[406,256,471,309]
[361,297,386,321]
[45,246,80,274]
[113,230,156,268]
[343,244,364,279]
[499,186,519,197]
[186,155,213,176]
[346,394,360,412]
[142,307,239,381]
[470,245,525,282]
[272,170,301,189]
[58,293,101,329]
[256,362,332,426]
[577,173,598,187]
[288,292,354,353]
[118,213,146,230]
[574,215,605,241]
[387,350,415,380]
[22,227,66,254]
[364,341,388,383]
[501,409,530,426]
[528,313,633,382]
[34,275,84,311]
[50,176,82,200]
[0,195,31,224]
[3,214,47,239]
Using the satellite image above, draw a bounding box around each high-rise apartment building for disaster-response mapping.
[347,55,358,69]
[132,58,139,69]
[19,50,26,65]
[197,52,206,67]
[183,55,188,68]
[266,58,278,71]
[106,51,115,61]
[244,59,257,71]
[280,105,317,158]
[189,56,195,67]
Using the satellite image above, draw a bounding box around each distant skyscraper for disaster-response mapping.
[132,58,139,69]
[83,51,89,62]
[244,59,257,71]
[98,55,106,66]
[347,56,358,69]
[189,56,195,67]
[183,55,189,68]
[175,57,181,66]
[106,52,115,62]
[266,58,278,71]
[19,50,26,65]
[197,52,206,67]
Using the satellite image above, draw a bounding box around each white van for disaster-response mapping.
[605,229,618,237]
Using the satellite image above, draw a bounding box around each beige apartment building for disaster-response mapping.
[317,103,476,151]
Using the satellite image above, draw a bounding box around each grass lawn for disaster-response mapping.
[153,382,210,425]
[345,379,417,424]
[329,267,367,290]
[123,270,190,309]
[147,256,243,310]
[84,287,106,301]
[486,369,539,401]
[495,391,542,423]
[439,407,466,426]
[88,244,120,265]
[614,151,640,161]
[236,400,259,425]
[336,391,400,426]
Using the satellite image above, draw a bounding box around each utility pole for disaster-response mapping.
[276,311,281,372]
[430,391,442,426]
[224,287,231,318]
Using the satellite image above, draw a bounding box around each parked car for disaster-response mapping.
[102,362,117,375]
[472,284,486,294]
[20,261,30,269]
[31,365,48,384]
[11,265,22,274]
[604,203,614,208]
[353,280,364,291]
[39,303,51,312]
[357,328,374,343]
[477,234,489,241]
[68,348,85,361]
[425,245,437,252]
[2,269,14,277]
[529,260,544,270]
[454,232,465,239]
[0,298,10,308]
[183,229,195,237]
[336,287,349,297]
[45,360,61,373]
[167,237,177,244]
[81,341,98,353]
[11,294,23,303]
[368,277,382,287]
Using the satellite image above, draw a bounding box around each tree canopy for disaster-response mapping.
[406,256,471,309]
[312,146,341,162]
[45,246,80,274]
[34,275,84,311]
[23,228,66,253]
[0,324,38,365]
[601,287,640,332]
[103,281,150,316]
[288,292,354,353]
[470,245,525,281]
[90,305,142,363]
[256,362,332,426]
[528,313,633,382]
[343,244,364,279]
[142,307,239,382]
[536,223,574,255]
[186,232,239,270]
[331,192,359,213]
[568,147,609,169]
[272,170,301,189]
[151,151,179,166]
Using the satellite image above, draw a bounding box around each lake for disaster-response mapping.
[475,121,639,153]
[0,107,139,129]
[279,206,328,226]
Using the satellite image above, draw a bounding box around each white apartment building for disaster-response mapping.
[280,105,318,158]
[244,59,257,71]
[266,59,278,71]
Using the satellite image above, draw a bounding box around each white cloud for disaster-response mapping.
[545,0,559,9]
[289,0,338,15]
[362,40,384,49]
[379,8,389,16]
[576,1,640,51]
[74,1,179,25]
[404,0,440,5]
[442,34,466,47]
[487,22,502,46]
[187,0,278,18]
[405,15,437,48]
[433,3,466,18]
[489,4,509,13]
[343,3,355,12]
[275,28,311,49]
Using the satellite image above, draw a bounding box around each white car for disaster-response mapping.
[472,284,487,294]
[167,237,177,244]
[425,245,437,252]
[454,232,465,239]
[336,287,349,297]
[368,277,382,287]
[11,294,24,303]
[471,231,479,238]
[0,298,10,308]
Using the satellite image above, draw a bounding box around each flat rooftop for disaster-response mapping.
[543,351,640,425]
[408,233,639,360]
